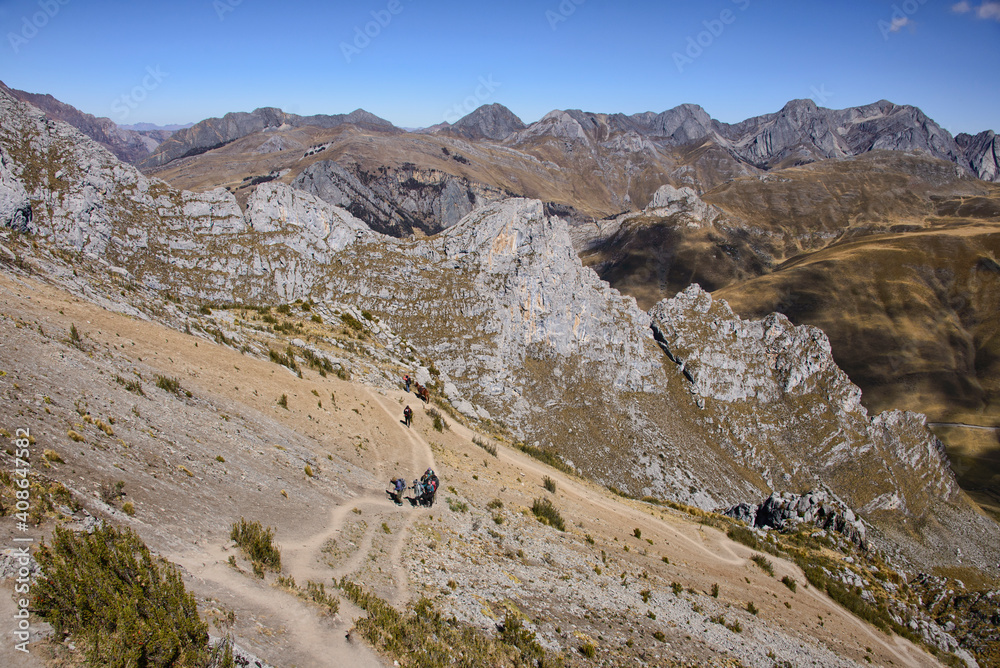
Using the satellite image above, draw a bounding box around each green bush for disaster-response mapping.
[513,441,573,475]
[230,518,281,573]
[781,575,797,592]
[751,554,774,576]
[33,525,209,667]
[543,476,557,493]
[155,375,181,395]
[531,497,565,531]
[338,579,554,667]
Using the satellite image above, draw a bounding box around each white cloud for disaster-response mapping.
[888,16,910,32]
[976,1,1000,20]
[952,2,1000,20]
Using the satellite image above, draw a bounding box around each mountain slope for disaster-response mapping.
[1,81,160,163]
[2,85,997,582]
[140,106,398,169]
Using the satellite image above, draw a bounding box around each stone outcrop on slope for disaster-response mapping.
[726,491,867,548]
[0,146,31,232]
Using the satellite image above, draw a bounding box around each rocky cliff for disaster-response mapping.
[1,84,997,575]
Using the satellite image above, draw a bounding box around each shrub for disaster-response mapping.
[340,312,364,331]
[277,394,288,409]
[276,304,291,315]
[671,582,683,595]
[339,579,552,667]
[579,641,596,658]
[711,583,719,598]
[633,528,642,539]
[487,498,503,510]
[43,449,63,463]
[122,501,135,516]
[304,464,313,477]
[473,436,498,457]
[426,408,447,432]
[230,518,281,573]
[543,476,556,493]
[531,497,565,531]
[155,375,181,395]
[652,630,666,642]
[751,554,774,576]
[513,441,573,475]
[33,525,209,667]
[747,601,758,615]
[781,575,797,592]
[447,497,469,513]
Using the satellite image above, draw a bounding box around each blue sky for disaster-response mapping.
[1,0,998,134]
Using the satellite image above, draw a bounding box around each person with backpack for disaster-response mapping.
[404,374,411,392]
[403,405,413,427]
[388,477,406,505]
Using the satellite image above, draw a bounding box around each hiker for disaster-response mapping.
[388,477,406,505]
[403,405,413,428]
[404,374,411,392]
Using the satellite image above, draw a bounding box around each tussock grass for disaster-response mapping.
[230,518,281,573]
[531,497,565,531]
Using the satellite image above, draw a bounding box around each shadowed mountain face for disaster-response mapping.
[1,81,162,164]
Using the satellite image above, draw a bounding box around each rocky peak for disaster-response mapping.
[450,103,526,141]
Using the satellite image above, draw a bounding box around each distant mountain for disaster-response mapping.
[506,99,998,182]
[0,81,160,164]
[441,103,526,141]
[139,107,398,170]
[119,121,194,132]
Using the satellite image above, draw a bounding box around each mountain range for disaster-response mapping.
[1,83,999,666]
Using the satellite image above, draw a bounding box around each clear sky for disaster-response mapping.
[1,0,997,135]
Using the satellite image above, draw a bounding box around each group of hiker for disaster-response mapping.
[388,468,439,507]
[403,374,430,403]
